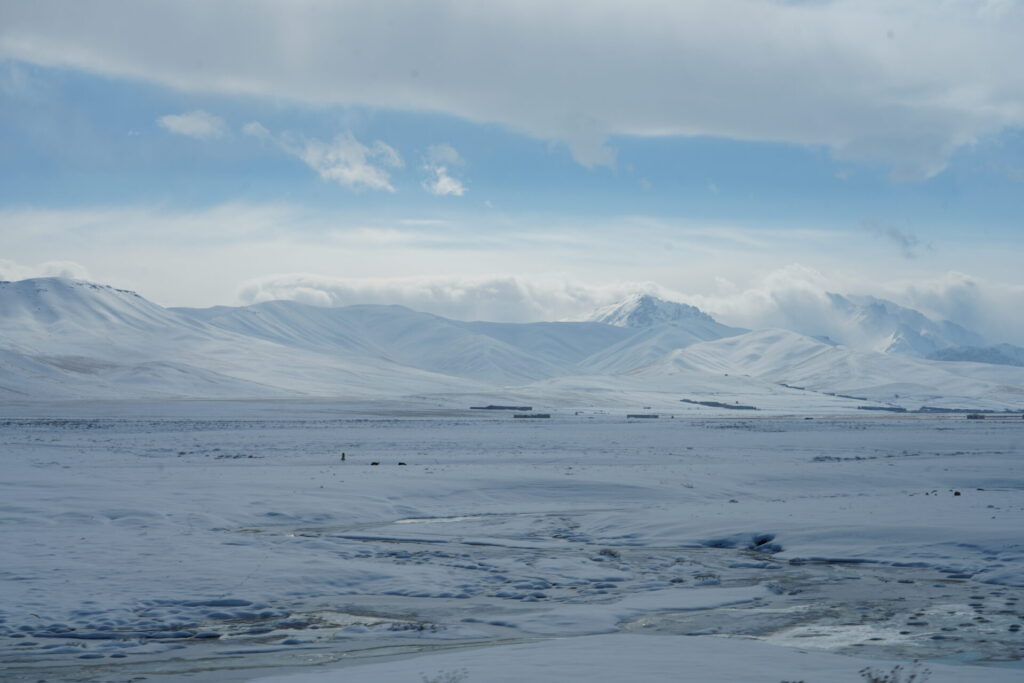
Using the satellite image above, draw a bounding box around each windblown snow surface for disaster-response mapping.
[1,405,1023,682]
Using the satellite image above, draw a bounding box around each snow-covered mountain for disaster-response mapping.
[588,292,991,361]
[0,278,483,399]
[819,293,985,357]
[578,322,747,374]
[179,293,745,379]
[637,328,1024,410]
[458,320,633,367]
[587,293,723,329]
[1,278,1020,410]
[576,294,746,373]
[174,300,574,385]
[174,300,644,384]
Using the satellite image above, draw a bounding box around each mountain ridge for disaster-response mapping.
[824,292,985,357]
[0,278,485,399]
[2,277,1020,410]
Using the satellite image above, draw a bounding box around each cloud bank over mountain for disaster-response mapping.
[237,266,1024,346]
[2,200,1019,345]
[0,258,90,281]
[678,267,1024,349]
[237,274,662,324]
[4,276,1023,409]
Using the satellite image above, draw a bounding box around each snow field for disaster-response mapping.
[1,410,1022,681]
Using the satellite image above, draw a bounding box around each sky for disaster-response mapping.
[1,1,1023,340]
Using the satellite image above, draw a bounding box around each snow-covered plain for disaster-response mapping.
[2,404,1023,682]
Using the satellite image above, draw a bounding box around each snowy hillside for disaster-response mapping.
[641,328,1024,410]
[1,278,1021,409]
[928,343,1024,367]
[175,300,571,384]
[459,320,633,367]
[0,278,207,353]
[575,294,746,373]
[0,278,483,399]
[179,294,739,380]
[579,322,746,374]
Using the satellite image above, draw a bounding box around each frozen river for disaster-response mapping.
[2,403,1023,681]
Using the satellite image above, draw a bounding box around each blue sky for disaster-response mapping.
[1,1,1022,337]
[4,61,1023,235]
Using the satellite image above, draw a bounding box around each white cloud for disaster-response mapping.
[423,165,466,196]
[681,264,846,334]
[5,1,1024,176]
[238,273,654,323]
[246,123,402,192]
[156,109,227,139]
[0,258,90,281]
[897,272,1024,347]
[299,134,403,192]
[422,144,467,196]
[3,204,1023,341]
[236,267,1024,346]
[681,265,1024,346]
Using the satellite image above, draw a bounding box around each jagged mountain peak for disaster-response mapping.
[586,293,716,328]
[823,291,984,356]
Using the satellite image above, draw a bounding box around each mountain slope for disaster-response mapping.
[176,300,380,356]
[0,278,483,399]
[927,343,1024,367]
[576,294,746,373]
[459,320,632,367]
[577,323,739,374]
[639,328,1024,409]
[3,278,1020,410]
[177,293,748,381]
[174,301,572,385]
